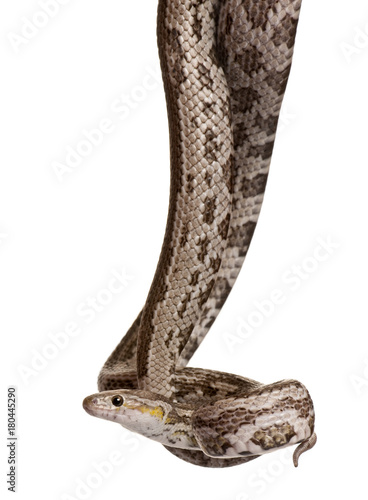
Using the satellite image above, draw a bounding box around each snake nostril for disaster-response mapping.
[92,398,98,405]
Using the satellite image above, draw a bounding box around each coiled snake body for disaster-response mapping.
[83,0,316,468]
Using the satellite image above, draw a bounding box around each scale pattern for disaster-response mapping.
[98,0,303,389]
[137,0,233,398]
[192,380,315,458]
[178,0,302,364]
[87,0,317,469]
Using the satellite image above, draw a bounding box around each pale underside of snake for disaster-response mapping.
[83,0,316,468]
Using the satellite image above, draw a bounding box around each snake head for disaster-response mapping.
[83,389,173,440]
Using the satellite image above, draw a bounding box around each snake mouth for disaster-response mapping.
[83,396,99,417]
[83,393,124,421]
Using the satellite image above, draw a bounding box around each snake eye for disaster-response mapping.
[111,395,124,407]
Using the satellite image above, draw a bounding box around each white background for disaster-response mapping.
[1,0,367,499]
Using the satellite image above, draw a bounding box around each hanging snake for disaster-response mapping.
[83,0,316,468]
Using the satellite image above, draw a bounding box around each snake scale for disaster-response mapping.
[83,0,316,468]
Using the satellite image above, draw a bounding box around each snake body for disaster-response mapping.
[83,0,316,468]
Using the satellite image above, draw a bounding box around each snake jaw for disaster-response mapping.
[83,390,202,450]
[83,394,118,420]
[82,396,99,417]
[83,390,176,438]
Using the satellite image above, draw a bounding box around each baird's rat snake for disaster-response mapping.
[83,0,316,468]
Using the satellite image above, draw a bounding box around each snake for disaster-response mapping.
[83,0,316,468]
